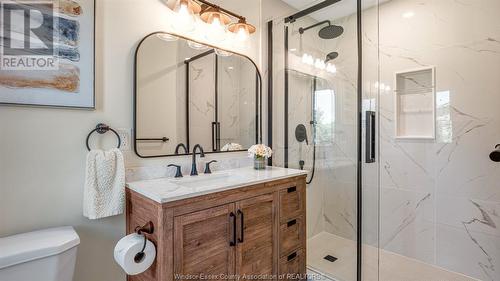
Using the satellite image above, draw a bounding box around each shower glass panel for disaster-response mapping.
[374,0,500,280]
[270,1,360,280]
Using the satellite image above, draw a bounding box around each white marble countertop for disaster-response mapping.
[126,166,308,204]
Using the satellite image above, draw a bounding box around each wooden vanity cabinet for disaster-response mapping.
[126,175,306,281]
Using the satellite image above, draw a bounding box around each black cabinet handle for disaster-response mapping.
[287,219,297,227]
[287,186,296,193]
[365,111,376,163]
[229,212,236,246]
[287,252,297,261]
[237,209,244,243]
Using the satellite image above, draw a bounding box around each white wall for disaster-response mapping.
[0,1,261,281]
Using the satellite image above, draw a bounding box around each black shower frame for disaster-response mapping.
[133,32,263,158]
[267,0,363,279]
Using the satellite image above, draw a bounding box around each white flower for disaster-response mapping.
[221,143,243,151]
[248,144,273,158]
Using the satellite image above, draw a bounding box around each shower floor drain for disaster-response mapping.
[324,255,338,262]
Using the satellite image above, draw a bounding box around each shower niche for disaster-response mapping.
[394,67,436,139]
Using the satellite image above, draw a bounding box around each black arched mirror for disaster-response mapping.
[134,32,262,158]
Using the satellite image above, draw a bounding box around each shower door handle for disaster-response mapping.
[365,111,376,163]
[216,122,221,151]
[211,122,217,152]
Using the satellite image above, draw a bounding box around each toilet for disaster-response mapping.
[0,226,80,281]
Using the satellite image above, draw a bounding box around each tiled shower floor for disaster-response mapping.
[307,232,478,281]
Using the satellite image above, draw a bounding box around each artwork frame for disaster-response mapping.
[0,0,96,109]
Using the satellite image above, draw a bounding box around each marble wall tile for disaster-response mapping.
[379,187,435,264]
[436,224,500,281]
[376,0,500,278]
[436,195,500,238]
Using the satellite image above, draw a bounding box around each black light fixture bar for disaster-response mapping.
[195,0,246,21]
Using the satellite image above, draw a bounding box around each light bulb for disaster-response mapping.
[207,15,226,41]
[302,53,309,63]
[326,63,337,73]
[187,40,209,50]
[215,49,232,57]
[157,33,178,42]
[301,53,314,65]
[236,25,249,41]
[172,1,195,32]
[315,58,325,70]
[228,20,255,42]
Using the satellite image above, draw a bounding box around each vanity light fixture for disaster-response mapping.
[228,18,256,42]
[200,7,231,41]
[171,0,201,32]
[169,0,256,42]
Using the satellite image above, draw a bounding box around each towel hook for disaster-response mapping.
[134,222,154,263]
[86,123,121,151]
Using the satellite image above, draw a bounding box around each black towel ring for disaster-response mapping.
[86,123,121,151]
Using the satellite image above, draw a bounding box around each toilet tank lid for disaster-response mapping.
[0,226,80,269]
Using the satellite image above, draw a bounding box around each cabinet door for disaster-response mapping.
[235,193,277,280]
[174,203,236,279]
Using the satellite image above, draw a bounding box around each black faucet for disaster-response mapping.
[168,164,183,178]
[190,144,205,176]
[175,143,188,155]
[204,160,217,174]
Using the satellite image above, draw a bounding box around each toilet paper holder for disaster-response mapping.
[134,222,154,263]
[135,221,154,235]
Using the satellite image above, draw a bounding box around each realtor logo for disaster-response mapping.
[1,1,58,70]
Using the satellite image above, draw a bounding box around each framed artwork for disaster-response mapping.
[0,0,95,108]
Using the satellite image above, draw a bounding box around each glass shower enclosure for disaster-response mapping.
[269,0,500,281]
[269,0,362,280]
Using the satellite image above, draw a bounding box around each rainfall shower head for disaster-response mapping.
[319,24,344,39]
[325,51,339,62]
[299,20,344,39]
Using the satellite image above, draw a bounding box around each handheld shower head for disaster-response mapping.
[325,51,339,62]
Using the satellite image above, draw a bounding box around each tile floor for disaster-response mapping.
[307,232,479,281]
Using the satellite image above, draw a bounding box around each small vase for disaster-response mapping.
[254,157,266,170]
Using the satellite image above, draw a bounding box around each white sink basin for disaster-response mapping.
[169,172,235,188]
[126,166,309,203]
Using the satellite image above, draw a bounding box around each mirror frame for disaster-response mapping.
[133,31,263,158]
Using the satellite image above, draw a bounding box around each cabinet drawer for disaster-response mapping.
[279,249,306,281]
[280,217,303,256]
[279,184,304,222]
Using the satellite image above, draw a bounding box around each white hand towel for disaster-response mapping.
[83,148,125,219]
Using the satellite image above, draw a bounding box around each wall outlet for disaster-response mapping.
[117,128,132,151]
